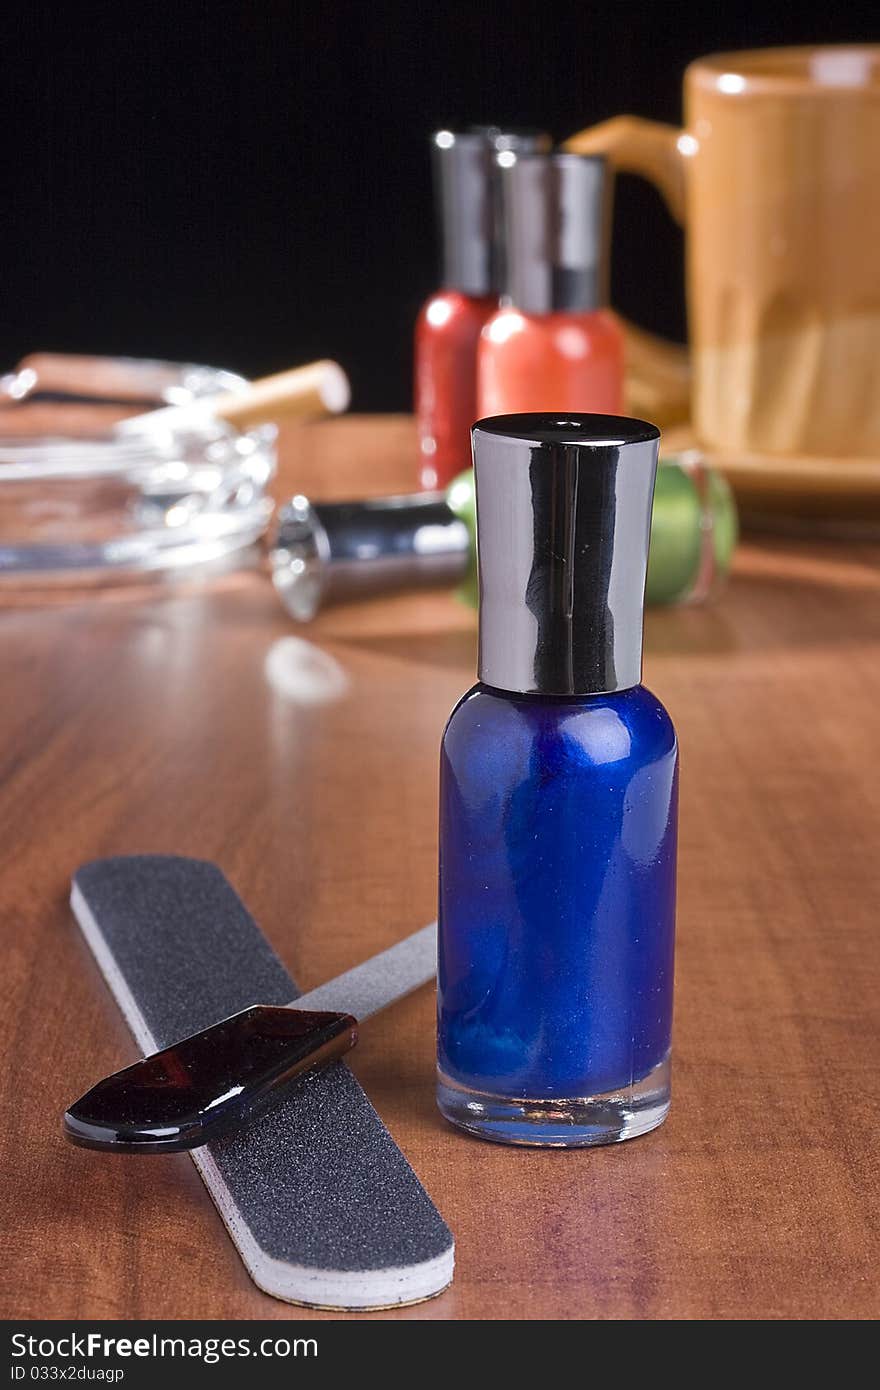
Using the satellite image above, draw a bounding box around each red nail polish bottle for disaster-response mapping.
[477,154,624,418]
[415,129,547,490]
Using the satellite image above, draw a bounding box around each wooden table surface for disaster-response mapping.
[1,415,878,1322]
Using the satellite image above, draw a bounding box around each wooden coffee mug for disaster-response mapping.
[568,46,880,459]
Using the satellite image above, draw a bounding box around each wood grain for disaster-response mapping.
[1,415,878,1321]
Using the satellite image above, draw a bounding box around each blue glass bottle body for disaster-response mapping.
[437,681,678,1146]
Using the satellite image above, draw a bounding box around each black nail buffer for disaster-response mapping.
[69,855,454,1310]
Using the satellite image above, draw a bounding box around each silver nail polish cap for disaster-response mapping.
[499,152,611,312]
[270,493,470,621]
[432,127,549,295]
[472,413,660,695]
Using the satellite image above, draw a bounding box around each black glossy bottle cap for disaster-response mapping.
[431,127,550,295]
[499,152,612,313]
[472,413,661,696]
[64,1005,358,1153]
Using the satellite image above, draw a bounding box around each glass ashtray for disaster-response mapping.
[0,355,276,583]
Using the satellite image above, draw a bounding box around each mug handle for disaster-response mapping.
[564,117,691,428]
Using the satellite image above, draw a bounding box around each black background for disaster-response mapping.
[2,1,877,409]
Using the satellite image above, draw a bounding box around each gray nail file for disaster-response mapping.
[291,922,438,1019]
[70,855,453,1311]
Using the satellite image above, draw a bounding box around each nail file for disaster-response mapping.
[70,855,453,1311]
[291,922,438,1018]
[63,920,441,1153]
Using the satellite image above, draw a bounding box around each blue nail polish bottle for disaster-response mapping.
[437,414,678,1146]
